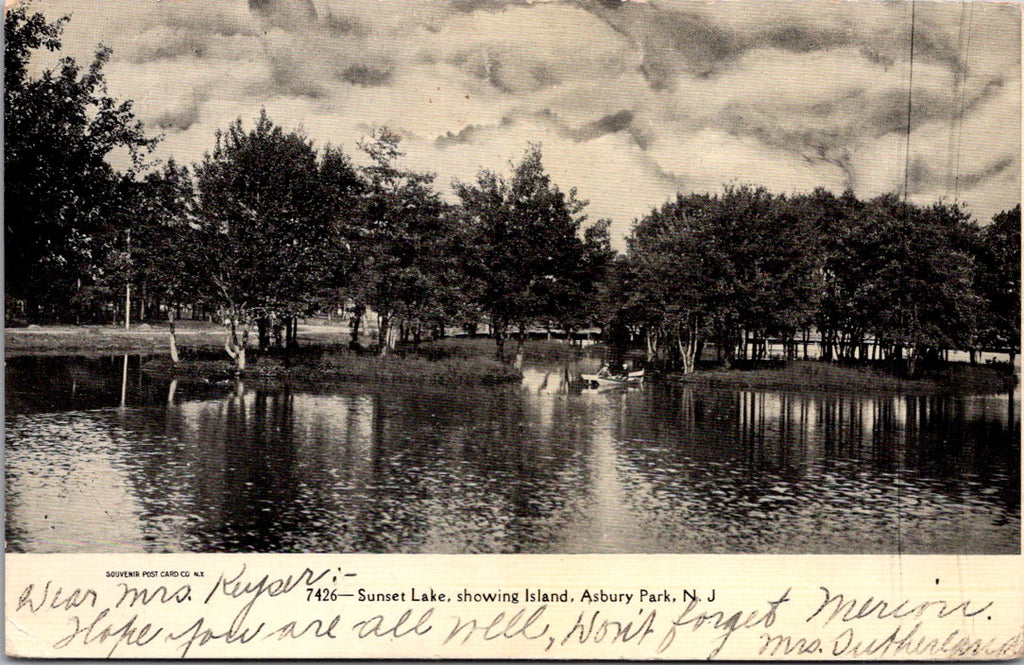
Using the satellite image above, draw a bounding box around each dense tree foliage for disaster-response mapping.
[626,187,822,372]
[974,204,1022,362]
[5,6,156,321]
[347,129,465,355]
[831,197,981,373]
[127,160,199,360]
[455,147,609,365]
[191,111,361,367]
[6,8,1019,374]
[620,188,1016,375]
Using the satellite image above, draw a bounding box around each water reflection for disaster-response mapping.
[4,356,1019,553]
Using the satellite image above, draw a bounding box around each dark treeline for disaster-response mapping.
[5,8,1020,375]
[4,8,612,371]
[611,187,1020,375]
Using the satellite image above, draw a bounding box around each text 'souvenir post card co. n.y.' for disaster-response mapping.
[4,0,1022,659]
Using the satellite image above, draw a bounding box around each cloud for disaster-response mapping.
[26,0,1021,247]
[249,0,317,24]
[566,110,634,142]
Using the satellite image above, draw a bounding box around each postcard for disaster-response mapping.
[4,0,1021,659]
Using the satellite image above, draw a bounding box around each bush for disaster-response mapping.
[141,350,523,386]
[415,337,590,362]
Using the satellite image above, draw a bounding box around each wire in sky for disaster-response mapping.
[902,0,917,204]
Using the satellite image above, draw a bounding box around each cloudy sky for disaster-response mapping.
[28,0,1022,247]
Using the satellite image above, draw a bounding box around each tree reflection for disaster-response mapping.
[5,358,1020,554]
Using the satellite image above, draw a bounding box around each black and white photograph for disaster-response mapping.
[4,0,1020,565]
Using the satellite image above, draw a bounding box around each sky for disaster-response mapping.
[25,0,1022,248]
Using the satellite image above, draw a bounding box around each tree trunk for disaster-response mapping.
[907,347,920,378]
[677,336,698,374]
[224,318,247,371]
[350,303,364,348]
[167,310,179,364]
[378,313,392,357]
[257,317,270,350]
[514,324,526,370]
[283,316,293,348]
[645,327,660,363]
[493,317,507,363]
[273,318,284,349]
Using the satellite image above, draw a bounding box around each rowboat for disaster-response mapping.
[580,369,644,387]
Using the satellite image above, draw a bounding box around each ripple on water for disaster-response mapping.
[5,375,1020,553]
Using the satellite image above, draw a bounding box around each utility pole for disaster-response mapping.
[124,228,131,330]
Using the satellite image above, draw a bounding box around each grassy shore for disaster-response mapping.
[5,324,594,359]
[671,361,1017,395]
[417,337,596,362]
[4,321,351,354]
[138,336,595,386]
[5,324,601,386]
[142,351,522,386]
[9,325,1014,393]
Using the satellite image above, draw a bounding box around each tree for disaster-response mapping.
[455,146,593,366]
[192,111,359,368]
[627,193,725,372]
[348,129,462,355]
[4,6,156,322]
[837,195,982,374]
[975,204,1021,362]
[626,186,822,372]
[541,218,614,344]
[129,160,200,362]
[802,188,863,360]
[737,190,822,360]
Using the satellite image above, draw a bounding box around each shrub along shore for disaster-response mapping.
[141,353,522,386]
[135,337,598,386]
[668,360,1017,395]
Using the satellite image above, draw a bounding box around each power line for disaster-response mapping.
[952,1,974,203]
[897,0,918,560]
[902,0,917,204]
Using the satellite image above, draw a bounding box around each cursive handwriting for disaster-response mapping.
[353,607,434,640]
[657,587,791,658]
[11,573,1014,660]
[559,608,657,648]
[761,623,1024,659]
[444,605,549,647]
[806,586,993,626]
[165,614,262,658]
[53,609,162,657]
[17,581,98,613]
[202,564,331,637]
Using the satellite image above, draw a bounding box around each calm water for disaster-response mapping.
[5,355,1020,554]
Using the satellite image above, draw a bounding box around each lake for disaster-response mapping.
[5,354,1019,554]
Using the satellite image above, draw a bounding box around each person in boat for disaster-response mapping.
[597,363,612,378]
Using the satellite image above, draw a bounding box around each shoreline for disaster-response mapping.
[6,326,1017,395]
[3,323,351,355]
[140,353,524,386]
[667,361,1018,396]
